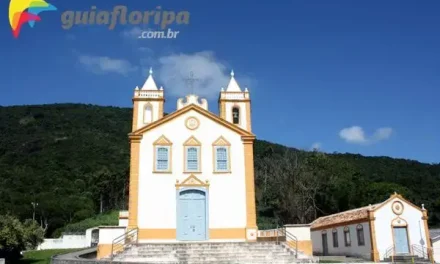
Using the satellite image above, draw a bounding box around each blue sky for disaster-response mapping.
[1,0,439,163]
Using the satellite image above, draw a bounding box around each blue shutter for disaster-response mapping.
[186,147,199,171]
[215,147,228,171]
[156,146,169,171]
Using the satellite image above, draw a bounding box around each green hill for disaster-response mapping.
[0,104,439,236]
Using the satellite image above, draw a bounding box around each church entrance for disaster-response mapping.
[177,189,208,241]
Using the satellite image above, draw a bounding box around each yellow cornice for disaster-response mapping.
[131,104,255,138]
[153,135,173,145]
[183,136,201,146]
[212,136,231,146]
[175,174,209,189]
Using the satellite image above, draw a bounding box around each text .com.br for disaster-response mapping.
[138,28,180,39]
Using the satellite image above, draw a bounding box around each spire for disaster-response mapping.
[225,69,241,92]
[141,67,158,90]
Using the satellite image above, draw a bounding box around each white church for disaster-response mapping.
[96,69,260,259]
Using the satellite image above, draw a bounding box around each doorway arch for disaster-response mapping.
[176,188,209,241]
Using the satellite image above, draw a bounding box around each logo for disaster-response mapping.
[9,0,57,38]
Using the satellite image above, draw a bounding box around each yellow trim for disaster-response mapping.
[246,100,252,132]
[422,209,434,262]
[183,136,202,173]
[152,135,173,173]
[131,104,255,138]
[183,136,202,146]
[243,140,257,229]
[212,136,232,173]
[143,102,154,124]
[158,100,164,119]
[97,244,116,259]
[373,193,423,213]
[368,210,379,262]
[139,229,176,239]
[128,137,141,227]
[219,100,226,119]
[311,218,368,231]
[138,228,247,240]
[132,101,139,131]
[133,97,165,102]
[210,228,246,239]
[185,116,200,130]
[175,174,209,189]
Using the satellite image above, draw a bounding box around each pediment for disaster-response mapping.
[183,136,201,146]
[176,174,209,188]
[212,136,231,146]
[153,135,172,145]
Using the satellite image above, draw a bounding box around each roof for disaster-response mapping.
[130,103,255,139]
[310,193,424,231]
[225,70,242,92]
[430,229,440,242]
[311,203,382,230]
[140,68,158,90]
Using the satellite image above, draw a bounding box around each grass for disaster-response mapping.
[19,249,80,264]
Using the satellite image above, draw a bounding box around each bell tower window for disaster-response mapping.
[232,107,240,124]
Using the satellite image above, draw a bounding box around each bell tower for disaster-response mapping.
[218,70,252,132]
[132,68,165,131]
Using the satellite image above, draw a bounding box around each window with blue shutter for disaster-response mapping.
[186,147,199,171]
[156,146,169,171]
[215,147,228,171]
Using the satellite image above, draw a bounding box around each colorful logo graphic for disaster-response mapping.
[9,0,57,38]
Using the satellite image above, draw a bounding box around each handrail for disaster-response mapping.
[277,227,299,259]
[411,244,430,259]
[110,227,139,261]
[384,245,395,262]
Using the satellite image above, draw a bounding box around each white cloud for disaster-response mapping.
[339,126,393,145]
[156,51,255,99]
[373,127,393,141]
[311,142,322,150]
[78,55,138,76]
[121,26,143,39]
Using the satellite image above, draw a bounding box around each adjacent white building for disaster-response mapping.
[97,69,258,258]
[311,193,432,262]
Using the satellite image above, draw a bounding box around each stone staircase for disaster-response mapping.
[112,242,316,264]
[383,255,431,263]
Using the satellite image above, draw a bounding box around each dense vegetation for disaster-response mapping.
[0,104,439,237]
[0,215,44,262]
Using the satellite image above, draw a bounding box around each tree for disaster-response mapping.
[0,215,44,262]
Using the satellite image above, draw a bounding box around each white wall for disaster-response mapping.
[285,224,311,240]
[432,240,440,263]
[374,197,427,260]
[137,109,247,232]
[38,235,88,250]
[311,221,371,260]
[98,227,127,244]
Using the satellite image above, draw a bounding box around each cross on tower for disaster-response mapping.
[184,71,199,95]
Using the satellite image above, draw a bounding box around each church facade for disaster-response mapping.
[126,69,258,242]
[310,193,432,262]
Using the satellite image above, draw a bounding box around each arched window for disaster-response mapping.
[232,107,240,124]
[144,104,153,124]
[344,226,351,247]
[332,228,339,248]
[356,224,365,246]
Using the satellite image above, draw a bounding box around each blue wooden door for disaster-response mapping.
[177,189,207,240]
[394,227,410,254]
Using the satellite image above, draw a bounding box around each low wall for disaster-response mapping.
[38,235,88,250]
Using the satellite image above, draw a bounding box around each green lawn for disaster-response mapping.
[20,249,79,264]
